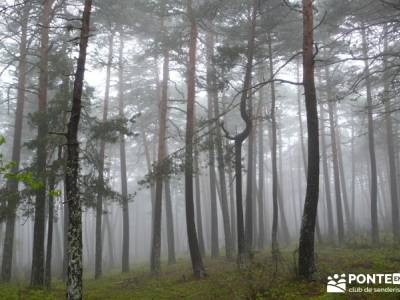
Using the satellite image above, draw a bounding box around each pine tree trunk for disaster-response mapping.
[44,174,55,288]
[164,175,176,264]
[361,24,379,245]
[1,1,30,282]
[257,90,265,249]
[325,65,345,244]
[318,101,335,241]
[245,97,254,252]
[194,148,206,257]
[65,1,92,298]
[31,0,55,286]
[298,0,320,279]
[383,27,399,242]
[207,31,233,259]
[95,31,114,280]
[185,0,206,277]
[118,33,130,273]
[268,31,280,257]
[151,45,170,274]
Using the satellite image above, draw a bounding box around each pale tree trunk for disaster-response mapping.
[31,0,55,287]
[45,167,56,288]
[298,0,320,279]
[383,27,399,242]
[95,31,115,280]
[325,65,345,244]
[361,24,379,245]
[151,44,170,274]
[207,31,233,259]
[1,1,30,282]
[318,101,335,241]
[118,33,130,273]
[194,146,206,257]
[257,85,265,249]
[268,31,280,258]
[65,1,92,298]
[185,0,206,277]
[164,174,176,264]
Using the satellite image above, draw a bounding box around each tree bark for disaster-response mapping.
[194,147,206,257]
[185,0,206,278]
[151,45,170,274]
[318,101,335,241]
[164,175,176,264]
[298,0,320,279]
[95,31,114,280]
[117,33,130,273]
[1,1,30,282]
[44,172,56,288]
[31,0,55,286]
[325,65,345,244]
[383,27,399,242]
[65,1,92,298]
[361,24,379,245]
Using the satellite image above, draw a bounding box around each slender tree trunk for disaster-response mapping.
[227,158,237,250]
[31,0,55,286]
[165,175,176,264]
[150,43,170,275]
[117,33,130,273]
[223,0,257,268]
[44,173,55,288]
[383,28,399,242]
[325,65,345,244]
[297,58,307,175]
[245,96,254,252]
[1,1,30,282]
[318,101,335,241]
[65,1,92,298]
[95,31,114,280]
[207,31,233,259]
[361,24,379,245]
[194,147,206,257]
[257,89,265,249]
[298,0,320,279]
[268,32,279,258]
[185,0,206,277]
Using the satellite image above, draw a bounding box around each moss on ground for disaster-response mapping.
[1,245,400,299]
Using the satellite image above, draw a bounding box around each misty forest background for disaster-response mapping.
[0,0,399,299]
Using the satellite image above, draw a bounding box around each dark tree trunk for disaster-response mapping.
[1,1,30,282]
[185,0,206,278]
[151,45,170,274]
[227,158,237,250]
[31,0,55,286]
[298,0,320,279]
[118,33,130,273]
[383,27,399,242]
[95,31,114,280]
[222,0,257,269]
[65,1,92,298]
[325,65,345,244]
[361,24,379,245]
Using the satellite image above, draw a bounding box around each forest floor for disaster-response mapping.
[1,241,400,299]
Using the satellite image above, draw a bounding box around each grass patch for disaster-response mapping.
[2,246,400,299]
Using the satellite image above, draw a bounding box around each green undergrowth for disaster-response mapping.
[1,245,400,299]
